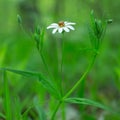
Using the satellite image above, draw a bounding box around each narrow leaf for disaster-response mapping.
[3,70,12,120]
[17,14,22,25]
[38,75,61,99]
[2,68,39,78]
[1,68,61,99]
[88,26,97,48]
[14,96,22,120]
[89,10,98,48]
[34,97,47,120]
[115,68,120,77]
[22,105,33,118]
[90,10,97,35]
[40,28,45,51]
[65,97,111,111]
[0,113,6,119]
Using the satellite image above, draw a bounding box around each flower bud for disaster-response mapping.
[36,25,41,35]
[17,14,22,24]
[107,19,113,24]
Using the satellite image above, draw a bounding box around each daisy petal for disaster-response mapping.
[58,28,63,33]
[63,27,70,32]
[47,21,76,34]
[64,21,68,24]
[50,23,58,26]
[65,22,76,25]
[47,25,57,29]
[66,25,75,30]
[52,28,58,34]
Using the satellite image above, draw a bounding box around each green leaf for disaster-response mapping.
[22,104,33,118]
[1,68,61,99]
[34,33,40,50]
[89,10,107,50]
[88,26,97,48]
[115,68,120,78]
[33,97,47,120]
[89,10,98,49]
[34,26,45,51]
[36,25,41,35]
[99,20,107,41]
[38,75,61,99]
[90,10,97,36]
[17,14,22,25]
[0,112,6,119]
[14,96,22,120]
[3,70,12,120]
[114,68,120,91]
[64,97,111,111]
[40,28,45,51]
[2,68,39,78]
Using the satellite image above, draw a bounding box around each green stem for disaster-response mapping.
[40,52,50,76]
[60,35,64,95]
[60,35,66,120]
[62,53,97,100]
[55,36,64,96]
[51,101,62,120]
[51,35,65,120]
[61,102,66,120]
[3,70,12,120]
[51,53,97,120]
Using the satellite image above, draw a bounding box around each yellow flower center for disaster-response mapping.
[58,21,65,27]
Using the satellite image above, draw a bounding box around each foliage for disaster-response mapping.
[0,0,120,120]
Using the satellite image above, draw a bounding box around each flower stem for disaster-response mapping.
[62,53,97,100]
[56,35,64,96]
[60,34,64,95]
[60,34,66,120]
[50,53,97,120]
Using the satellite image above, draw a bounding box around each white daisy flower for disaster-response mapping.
[47,21,76,34]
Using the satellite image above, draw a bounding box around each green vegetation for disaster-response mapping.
[0,0,120,120]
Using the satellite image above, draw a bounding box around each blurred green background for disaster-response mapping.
[0,0,120,120]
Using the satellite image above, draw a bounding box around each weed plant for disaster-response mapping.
[0,11,115,120]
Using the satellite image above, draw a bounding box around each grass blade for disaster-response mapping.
[14,96,21,120]
[0,112,6,119]
[33,97,47,120]
[65,97,111,111]
[3,70,12,120]
[22,105,33,118]
[1,68,61,99]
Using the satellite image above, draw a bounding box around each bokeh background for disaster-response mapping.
[0,0,120,119]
